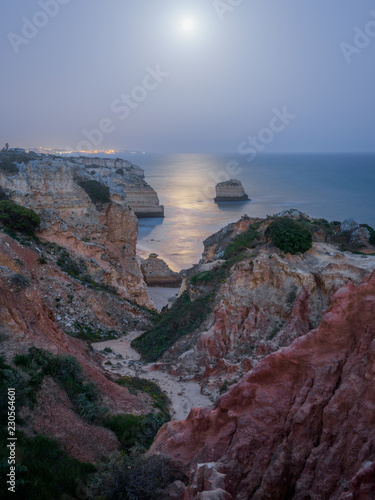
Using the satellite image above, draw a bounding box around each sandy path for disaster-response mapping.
[147,287,180,312]
[93,332,213,421]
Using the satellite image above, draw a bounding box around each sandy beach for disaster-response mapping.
[93,330,213,421]
[147,286,180,312]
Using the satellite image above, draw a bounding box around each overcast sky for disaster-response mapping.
[1,0,374,153]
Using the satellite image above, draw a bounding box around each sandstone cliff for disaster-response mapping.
[151,270,375,499]
[147,213,375,398]
[0,156,152,306]
[214,179,249,202]
[77,156,164,217]
[0,231,155,463]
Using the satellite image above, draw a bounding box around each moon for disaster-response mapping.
[181,18,194,33]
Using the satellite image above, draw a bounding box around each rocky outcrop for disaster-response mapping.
[0,232,154,463]
[77,156,164,218]
[0,157,152,306]
[157,239,375,396]
[214,179,249,202]
[141,253,182,287]
[151,271,375,499]
[349,227,371,248]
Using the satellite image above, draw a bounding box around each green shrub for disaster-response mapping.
[67,321,119,342]
[104,412,169,451]
[224,227,259,259]
[78,180,110,205]
[117,376,169,415]
[10,273,30,289]
[268,217,313,254]
[191,270,216,284]
[88,453,184,500]
[0,201,40,234]
[56,249,84,277]
[132,292,212,362]
[14,348,107,422]
[0,431,95,500]
[361,224,375,245]
[0,187,9,200]
[0,355,95,499]
[55,248,118,294]
[0,158,19,174]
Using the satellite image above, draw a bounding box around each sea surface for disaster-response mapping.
[113,153,375,271]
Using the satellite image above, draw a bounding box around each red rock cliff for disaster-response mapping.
[151,271,375,499]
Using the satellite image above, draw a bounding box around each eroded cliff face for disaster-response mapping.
[77,156,165,217]
[151,271,375,499]
[155,214,375,397]
[0,232,154,463]
[0,157,152,306]
[0,154,162,463]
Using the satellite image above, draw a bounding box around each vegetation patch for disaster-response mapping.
[361,224,375,245]
[0,356,95,499]
[10,273,30,289]
[55,247,118,294]
[66,321,120,342]
[0,158,19,175]
[268,217,313,254]
[133,257,245,361]
[0,201,40,235]
[0,187,9,200]
[132,291,212,362]
[117,376,170,416]
[14,348,107,422]
[224,225,260,259]
[88,452,185,500]
[104,412,168,452]
[0,431,95,500]
[191,270,216,284]
[77,179,111,205]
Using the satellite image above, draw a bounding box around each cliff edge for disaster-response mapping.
[151,270,375,499]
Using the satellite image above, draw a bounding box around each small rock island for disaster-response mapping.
[141,253,182,287]
[214,179,249,202]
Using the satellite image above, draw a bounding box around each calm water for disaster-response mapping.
[114,153,375,271]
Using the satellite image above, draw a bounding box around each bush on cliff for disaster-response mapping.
[361,224,375,245]
[14,348,107,422]
[88,453,185,500]
[268,217,313,254]
[132,291,212,361]
[0,158,19,174]
[0,187,9,200]
[224,225,260,259]
[104,412,168,452]
[0,356,95,500]
[78,179,111,205]
[0,201,40,234]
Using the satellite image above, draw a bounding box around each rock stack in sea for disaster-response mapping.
[214,179,249,202]
[141,253,182,287]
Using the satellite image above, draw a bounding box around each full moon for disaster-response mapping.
[181,18,194,32]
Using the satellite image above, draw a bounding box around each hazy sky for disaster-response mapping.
[1,0,374,153]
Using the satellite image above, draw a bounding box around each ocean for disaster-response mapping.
[114,152,375,271]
